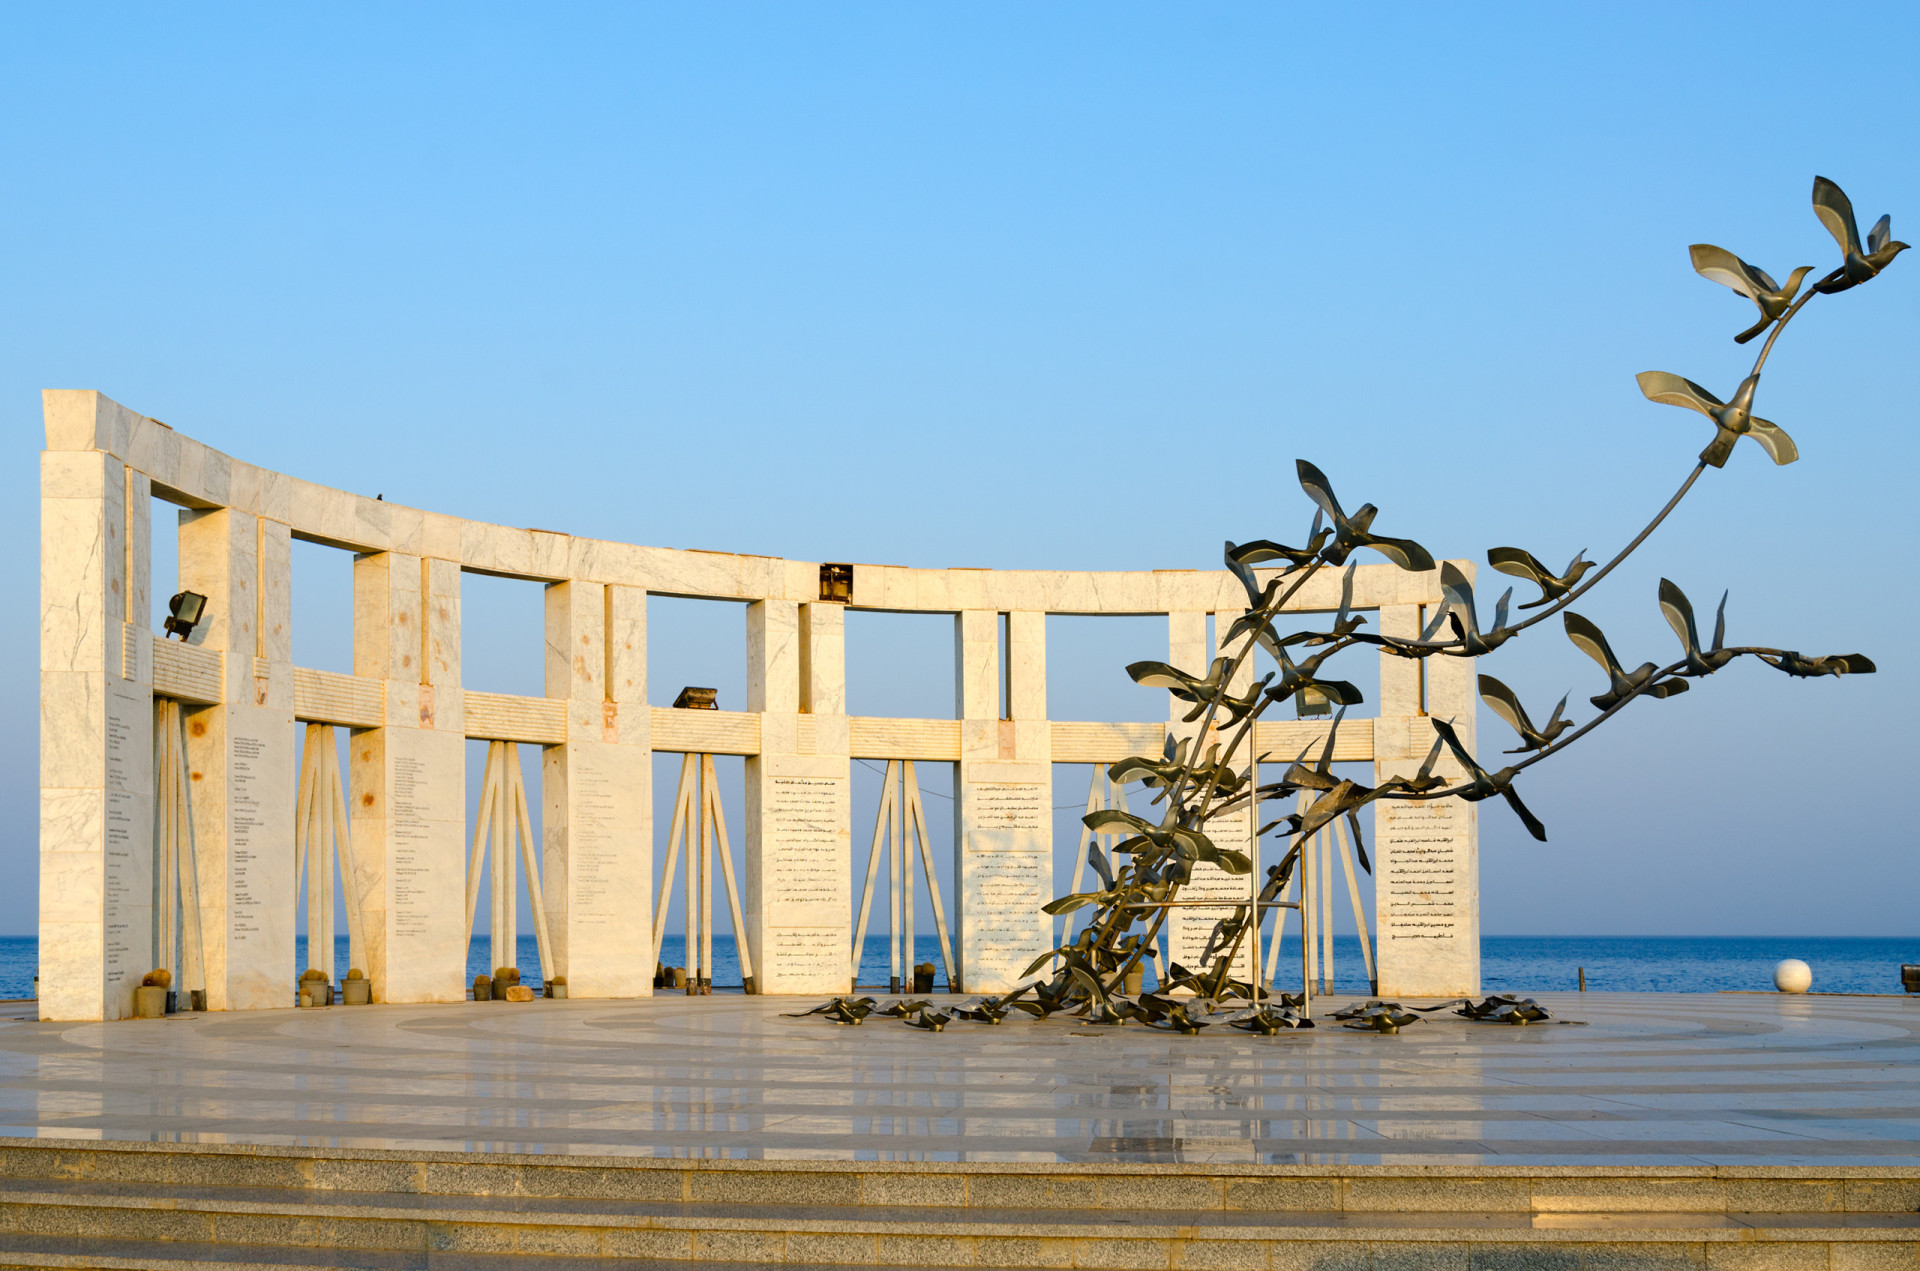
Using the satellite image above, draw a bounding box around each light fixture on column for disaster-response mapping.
[818,563,853,603]
[672,687,718,710]
[164,591,208,641]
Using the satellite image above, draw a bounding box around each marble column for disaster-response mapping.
[348,552,466,1003]
[39,447,150,1021]
[745,598,849,993]
[1373,599,1481,996]
[177,507,296,1011]
[542,581,652,997]
[1163,613,1260,984]
[952,610,1052,993]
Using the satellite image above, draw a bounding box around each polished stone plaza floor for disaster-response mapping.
[0,992,1915,1166]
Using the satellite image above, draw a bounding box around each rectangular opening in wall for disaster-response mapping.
[647,596,748,710]
[460,572,545,697]
[649,750,752,991]
[148,496,182,634]
[998,613,1010,720]
[290,539,355,674]
[844,609,957,720]
[1043,615,1167,722]
[849,756,956,989]
[463,738,551,992]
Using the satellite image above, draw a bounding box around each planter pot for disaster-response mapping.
[1123,967,1144,996]
[297,991,314,1008]
[342,979,371,1005]
[490,978,518,1001]
[550,984,568,1000]
[134,986,168,1019]
[188,990,206,1012]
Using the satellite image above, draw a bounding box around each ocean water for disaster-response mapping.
[5,933,1912,1001]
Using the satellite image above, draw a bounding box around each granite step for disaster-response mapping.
[0,1176,1917,1268]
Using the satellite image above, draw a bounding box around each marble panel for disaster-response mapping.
[748,599,800,714]
[954,761,1052,993]
[542,740,651,997]
[798,603,845,719]
[606,585,647,708]
[745,754,851,994]
[1374,788,1479,997]
[350,725,466,1003]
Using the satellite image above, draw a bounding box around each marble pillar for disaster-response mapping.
[1163,613,1260,984]
[952,610,1053,992]
[1373,600,1481,996]
[39,447,150,1021]
[542,581,652,997]
[746,598,850,993]
[178,507,296,1011]
[349,552,466,1003]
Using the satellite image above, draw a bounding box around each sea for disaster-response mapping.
[1,934,1913,1000]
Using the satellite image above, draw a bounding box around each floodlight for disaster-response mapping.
[673,687,718,710]
[164,591,207,641]
[819,563,853,603]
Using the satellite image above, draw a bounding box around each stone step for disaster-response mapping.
[0,1177,1917,1268]
[3,1140,1917,1216]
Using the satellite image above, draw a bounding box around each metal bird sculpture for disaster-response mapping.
[1487,547,1593,609]
[1635,371,1797,468]
[1562,612,1690,711]
[1811,176,1908,294]
[1689,244,1814,344]
[1428,717,1549,843]
[1430,562,1513,656]
[782,174,1891,1048]
[1761,650,1877,679]
[1295,460,1436,571]
[1658,580,1734,677]
[1478,675,1573,753]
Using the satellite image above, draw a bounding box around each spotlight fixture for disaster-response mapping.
[672,687,718,710]
[1295,684,1331,718]
[818,563,853,604]
[164,591,207,642]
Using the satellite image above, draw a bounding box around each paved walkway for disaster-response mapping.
[1,992,1915,1165]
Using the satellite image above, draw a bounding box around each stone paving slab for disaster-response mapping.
[0,992,1915,1165]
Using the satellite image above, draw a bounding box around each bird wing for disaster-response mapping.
[1562,611,1621,676]
[1812,176,1862,255]
[1833,654,1878,674]
[1126,660,1196,691]
[1364,533,1436,572]
[1744,416,1799,465]
[1294,460,1345,523]
[1486,546,1547,585]
[1500,785,1549,843]
[1869,214,1892,254]
[1477,674,1534,740]
[1688,243,1763,303]
[1427,716,1478,775]
[1657,578,1701,656]
[1636,371,1722,416]
[1711,592,1728,654]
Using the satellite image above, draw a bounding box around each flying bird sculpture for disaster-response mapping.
[1811,176,1908,294]
[1487,547,1593,608]
[1635,371,1797,468]
[1563,612,1690,711]
[1478,675,1573,753]
[1689,244,1813,344]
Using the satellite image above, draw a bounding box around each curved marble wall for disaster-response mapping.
[38,389,1478,1020]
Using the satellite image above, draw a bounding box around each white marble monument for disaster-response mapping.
[38,390,1474,1018]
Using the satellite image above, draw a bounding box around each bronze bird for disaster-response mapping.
[783,996,878,1024]
[1689,244,1814,344]
[1430,562,1513,656]
[1295,460,1436,572]
[1487,547,1593,609]
[1563,612,1690,711]
[904,1008,950,1032]
[1761,651,1877,678]
[1225,526,1328,606]
[1811,176,1908,294]
[1478,675,1573,752]
[1635,371,1798,468]
[1658,580,1734,677]
[1428,717,1548,843]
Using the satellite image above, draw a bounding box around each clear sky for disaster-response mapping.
[2,5,1914,941]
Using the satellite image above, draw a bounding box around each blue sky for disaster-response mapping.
[2,5,1914,940]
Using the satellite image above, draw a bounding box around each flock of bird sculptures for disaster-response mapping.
[790,176,1897,1037]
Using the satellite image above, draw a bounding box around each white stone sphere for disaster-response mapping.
[1773,959,1813,994]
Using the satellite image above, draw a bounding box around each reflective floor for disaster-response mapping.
[2,992,1916,1165]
